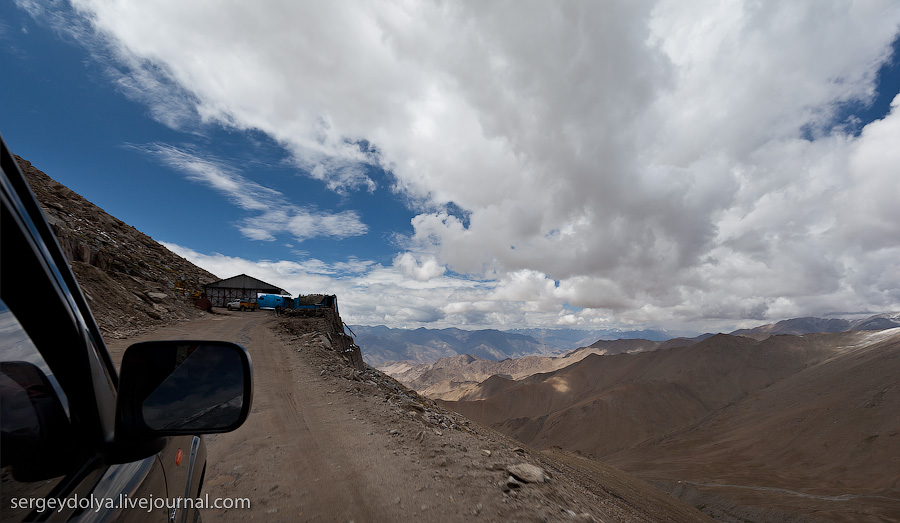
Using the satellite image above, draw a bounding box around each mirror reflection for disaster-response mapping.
[142,344,244,431]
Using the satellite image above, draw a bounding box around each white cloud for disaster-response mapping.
[38,0,900,329]
[393,252,446,282]
[141,144,367,243]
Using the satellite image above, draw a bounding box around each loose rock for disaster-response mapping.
[507,463,547,484]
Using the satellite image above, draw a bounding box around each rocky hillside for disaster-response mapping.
[15,156,218,339]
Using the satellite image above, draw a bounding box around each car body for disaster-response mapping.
[226,299,257,312]
[1,135,253,522]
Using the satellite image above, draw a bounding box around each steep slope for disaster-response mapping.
[611,330,900,484]
[16,156,217,338]
[606,328,900,521]
[443,330,900,521]
[444,333,854,457]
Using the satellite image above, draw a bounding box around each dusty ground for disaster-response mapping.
[107,310,709,522]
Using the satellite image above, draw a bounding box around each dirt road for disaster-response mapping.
[109,312,429,521]
[107,311,710,522]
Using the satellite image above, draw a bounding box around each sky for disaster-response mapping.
[2,0,899,334]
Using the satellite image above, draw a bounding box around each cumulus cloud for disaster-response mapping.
[35,0,900,329]
[393,252,446,282]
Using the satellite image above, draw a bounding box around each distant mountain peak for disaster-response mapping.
[730,313,900,338]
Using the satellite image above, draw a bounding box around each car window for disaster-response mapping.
[2,147,118,442]
[0,298,75,518]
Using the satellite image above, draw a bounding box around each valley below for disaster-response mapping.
[394,329,900,522]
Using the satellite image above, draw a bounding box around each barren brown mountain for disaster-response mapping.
[386,337,708,401]
[607,329,900,521]
[443,330,900,521]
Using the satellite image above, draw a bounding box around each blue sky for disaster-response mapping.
[2,1,899,333]
[0,4,410,266]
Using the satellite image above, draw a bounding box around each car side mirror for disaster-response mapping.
[116,341,252,439]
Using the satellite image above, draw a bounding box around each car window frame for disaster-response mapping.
[1,137,119,441]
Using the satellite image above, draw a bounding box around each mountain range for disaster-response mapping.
[350,325,564,367]
[730,313,900,339]
[357,313,900,370]
[353,325,698,367]
[384,335,713,400]
[376,313,900,405]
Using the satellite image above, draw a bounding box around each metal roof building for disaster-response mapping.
[203,274,289,308]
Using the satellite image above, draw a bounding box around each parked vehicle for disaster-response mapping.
[1,135,254,522]
[226,299,258,311]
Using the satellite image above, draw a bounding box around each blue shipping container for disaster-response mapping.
[257,293,293,310]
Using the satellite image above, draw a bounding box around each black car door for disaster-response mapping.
[1,138,173,521]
